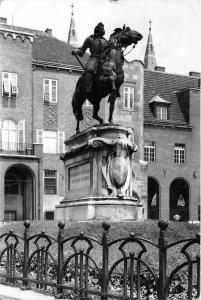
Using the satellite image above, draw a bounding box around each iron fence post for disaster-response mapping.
[55,221,65,298]
[22,220,30,289]
[158,220,168,300]
[101,222,110,300]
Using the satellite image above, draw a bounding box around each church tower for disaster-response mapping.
[67,3,79,47]
[144,20,157,70]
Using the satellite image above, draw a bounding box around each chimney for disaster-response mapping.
[45,28,52,35]
[189,71,200,78]
[0,17,7,24]
[155,66,165,72]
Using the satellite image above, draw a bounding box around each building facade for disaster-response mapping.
[0,19,83,221]
[0,17,200,222]
[144,70,200,221]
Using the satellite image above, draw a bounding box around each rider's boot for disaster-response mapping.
[85,72,93,95]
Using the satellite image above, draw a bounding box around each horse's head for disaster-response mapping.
[110,26,143,48]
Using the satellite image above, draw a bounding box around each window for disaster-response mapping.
[151,193,157,206]
[4,210,17,221]
[44,170,57,194]
[174,144,185,164]
[144,141,156,162]
[2,72,18,97]
[1,119,25,151]
[156,105,168,120]
[43,79,57,103]
[43,130,57,153]
[123,86,134,110]
[44,211,54,220]
[2,120,18,150]
[37,130,65,154]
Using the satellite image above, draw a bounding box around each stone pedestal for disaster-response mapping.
[55,124,144,221]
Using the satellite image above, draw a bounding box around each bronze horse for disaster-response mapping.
[72,26,143,133]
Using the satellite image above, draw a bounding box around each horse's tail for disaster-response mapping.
[72,79,86,121]
[72,91,80,117]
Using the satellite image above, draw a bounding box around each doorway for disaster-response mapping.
[4,164,34,221]
[169,178,189,221]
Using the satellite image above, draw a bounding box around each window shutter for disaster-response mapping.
[58,131,65,153]
[3,77,10,96]
[51,80,57,102]
[0,119,2,144]
[36,129,43,144]
[2,73,9,79]
[10,73,18,96]
[18,120,25,150]
[44,79,50,102]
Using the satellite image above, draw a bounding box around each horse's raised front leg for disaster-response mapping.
[93,101,103,125]
[108,94,116,123]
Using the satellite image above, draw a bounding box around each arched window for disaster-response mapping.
[148,177,160,219]
[169,178,189,221]
[2,119,18,150]
[1,119,25,152]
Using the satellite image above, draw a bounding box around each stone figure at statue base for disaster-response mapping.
[55,124,144,222]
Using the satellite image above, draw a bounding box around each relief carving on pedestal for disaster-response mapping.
[88,136,137,198]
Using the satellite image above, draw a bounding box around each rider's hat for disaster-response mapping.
[94,23,104,35]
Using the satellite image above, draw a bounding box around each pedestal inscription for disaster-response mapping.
[69,162,90,191]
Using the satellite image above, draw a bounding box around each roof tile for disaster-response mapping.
[144,70,199,125]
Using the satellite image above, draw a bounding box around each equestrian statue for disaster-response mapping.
[72,23,143,133]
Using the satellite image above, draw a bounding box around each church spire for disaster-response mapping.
[144,20,157,70]
[67,3,79,47]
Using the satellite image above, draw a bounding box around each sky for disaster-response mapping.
[0,0,201,75]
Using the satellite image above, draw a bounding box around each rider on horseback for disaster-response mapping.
[73,23,108,95]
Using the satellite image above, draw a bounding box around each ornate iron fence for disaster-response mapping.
[0,220,199,300]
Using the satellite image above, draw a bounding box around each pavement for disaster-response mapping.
[0,284,56,300]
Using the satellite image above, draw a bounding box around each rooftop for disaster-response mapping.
[0,23,88,68]
[144,69,199,125]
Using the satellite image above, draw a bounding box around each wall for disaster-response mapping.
[33,67,82,214]
[0,30,43,221]
[189,89,200,219]
[0,33,33,143]
[144,125,199,220]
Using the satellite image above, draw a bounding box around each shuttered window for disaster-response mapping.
[43,79,57,103]
[36,130,65,153]
[2,72,18,97]
[1,119,25,151]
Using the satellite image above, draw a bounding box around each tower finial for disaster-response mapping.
[67,2,79,47]
[149,19,152,31]
[144,19,157,70]
[71,3,74,15]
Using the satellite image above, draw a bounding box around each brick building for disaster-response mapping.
[0,16,199,221]
[143,24,200,221]
[0,17,84,221]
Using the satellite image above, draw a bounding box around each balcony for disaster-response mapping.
[0,142,35,156]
